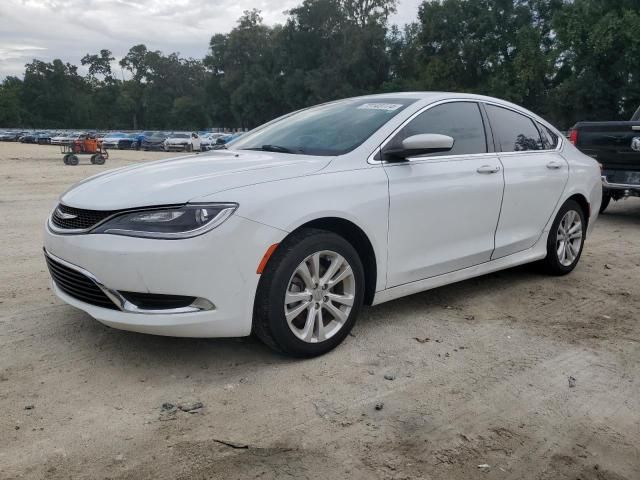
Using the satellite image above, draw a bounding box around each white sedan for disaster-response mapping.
[43,92,601,357]
[164,132,201,152]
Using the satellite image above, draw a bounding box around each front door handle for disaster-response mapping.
[477,164,500,174]
[546,161,563,170]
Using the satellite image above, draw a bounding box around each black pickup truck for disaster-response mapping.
[569,106,640,213]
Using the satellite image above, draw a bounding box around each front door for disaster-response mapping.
[383,101,504,287]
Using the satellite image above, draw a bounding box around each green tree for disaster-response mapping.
[550,0,640,127]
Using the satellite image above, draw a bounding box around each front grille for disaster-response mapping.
[45,254,119,310]
[51,204,116,231]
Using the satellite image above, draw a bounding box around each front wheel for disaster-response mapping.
[253,228,365,357]
[91,154,105,165]
[541,199,586,275]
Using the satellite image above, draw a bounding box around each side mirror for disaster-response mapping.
[384,134,454,160]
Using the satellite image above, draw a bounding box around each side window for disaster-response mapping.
[385,102,487,157]
[486,105,543,152]
[537,122,559,150]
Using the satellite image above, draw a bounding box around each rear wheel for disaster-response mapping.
[62,154,71,165]
[541,199,585,275]
[253,228,364,357]
[67,154,79,166]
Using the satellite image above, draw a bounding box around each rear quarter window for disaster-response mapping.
[537,122,559,150]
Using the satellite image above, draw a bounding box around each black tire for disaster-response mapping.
[67,155,79,166]
[62,154,70,165]
[599,190,611,214]
[92,154,105,165]
[253,228,365,357]
[541,199,586,275]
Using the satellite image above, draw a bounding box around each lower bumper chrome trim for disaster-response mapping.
[601,176,640,190]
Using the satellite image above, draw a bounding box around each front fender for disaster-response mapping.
[194,167,390,292]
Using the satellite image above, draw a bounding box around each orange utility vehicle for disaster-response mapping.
[61,134,109,165]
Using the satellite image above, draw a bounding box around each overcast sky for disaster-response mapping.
[0,0,422,80]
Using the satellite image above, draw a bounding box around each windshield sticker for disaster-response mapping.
[357,103,403,112]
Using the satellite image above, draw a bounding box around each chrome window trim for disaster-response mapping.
[367,98,563,165]
[44,249,214,314]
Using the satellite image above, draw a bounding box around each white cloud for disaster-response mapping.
[0,0,423,79]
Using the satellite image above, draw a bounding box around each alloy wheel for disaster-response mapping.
[556,210,583,266]
[284,250,355,343]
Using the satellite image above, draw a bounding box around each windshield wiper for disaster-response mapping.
[243,144,300,154]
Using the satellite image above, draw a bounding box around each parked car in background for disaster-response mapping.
[37,132,54,144]
[20,131,48,144]
[141,132,168,151]
[0,131,26,141]
[132,131,153,150]
[51,132,84,145]
[569,105,640,212]
[50,133,69,145]
[211,133,243,149]
[164,132,201,152]
[44,92,601,357]
[200,133,226,151]
[19,132,34,143]
[102,132,137,150]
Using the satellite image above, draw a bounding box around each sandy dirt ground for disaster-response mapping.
[1,142,639,480]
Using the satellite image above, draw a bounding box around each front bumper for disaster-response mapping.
[141,142,165,150]
[43,214,286,337]
[165,143,189,151]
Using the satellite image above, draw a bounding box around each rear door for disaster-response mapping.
[486,104,568,259]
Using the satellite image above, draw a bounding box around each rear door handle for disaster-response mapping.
[477,165,500,174]
[546,161,563,170]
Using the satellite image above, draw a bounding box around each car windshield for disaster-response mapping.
[230,97,417,156]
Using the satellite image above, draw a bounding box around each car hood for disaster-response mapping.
[60,149,332,210]
[166,138,189,143]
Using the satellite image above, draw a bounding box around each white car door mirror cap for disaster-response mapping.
[403,133,454,151]
[385,134,454,160]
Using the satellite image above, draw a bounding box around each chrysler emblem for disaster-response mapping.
[55,208,77,220]
[632,137,640,152]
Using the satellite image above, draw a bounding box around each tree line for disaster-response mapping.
[0,0,638,131]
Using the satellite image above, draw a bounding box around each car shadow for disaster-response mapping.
[357,263,540,330]
[68,263,540,371]
[599,198,640,225]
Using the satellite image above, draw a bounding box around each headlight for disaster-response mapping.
[92,203,238,239]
